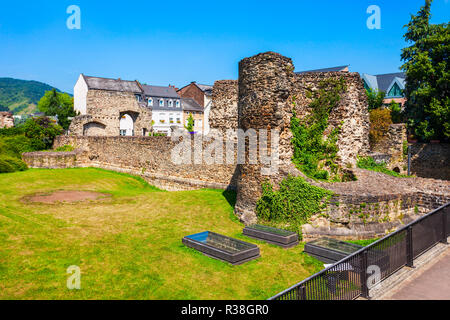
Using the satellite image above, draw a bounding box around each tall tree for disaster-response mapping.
[401,0,449,141]
[37,89,76,130]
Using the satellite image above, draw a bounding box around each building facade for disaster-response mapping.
[71,74,152,137]
[177,81,213,135]
[143,84,183,136]
[181,98,204,133]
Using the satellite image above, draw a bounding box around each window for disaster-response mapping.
[388,83,403,97]
[168,100,173,107]
[159,99,164,107]
[176,100,180,108]
[147,98,153,107]
[363,81,371,92]
[176,117,181,124]
[120,129,127,136]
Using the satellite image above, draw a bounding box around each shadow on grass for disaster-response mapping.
[222,189,237,208]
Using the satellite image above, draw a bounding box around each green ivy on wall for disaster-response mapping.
[256,176,333,237]
[291,77,347,181]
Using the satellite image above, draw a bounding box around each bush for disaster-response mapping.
[0,116,62,174]
[0,126,26,137]
[389,101,403,124]
[0,135,35,158]
[23,116,63,150]
[369,108,392,146]
[0,155,28,173]
[366,88,386,111]
[256,176,333,237]
[54,144,75,152]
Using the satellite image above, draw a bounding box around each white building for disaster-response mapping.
[142,84,183,136]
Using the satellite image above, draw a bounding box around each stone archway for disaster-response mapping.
[83,121,106,136]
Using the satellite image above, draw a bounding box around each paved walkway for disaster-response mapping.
[384,248,450,300]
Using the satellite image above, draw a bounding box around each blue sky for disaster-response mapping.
[0,0,448,93]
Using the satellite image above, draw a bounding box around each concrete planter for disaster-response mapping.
[304,238,363,264]
[182,231,260,265]
[243,225,299,248]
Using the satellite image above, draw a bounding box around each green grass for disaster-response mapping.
[345,239,379,247]
[0,168,323,300]
[356,156,409,178]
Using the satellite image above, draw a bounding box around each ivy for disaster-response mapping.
[255,176,333,237]
[291,77,347,181]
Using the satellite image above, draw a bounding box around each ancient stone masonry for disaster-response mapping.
[410,143,450,180]
[293,72,371,166]
[23,51,450,240]
[69,89,152,136]
[370,123,408,174]
[0,112,14,129]
[234,52,371,225]
[36,135,238,191]
[210,80,239,136]
[303,168,450,240]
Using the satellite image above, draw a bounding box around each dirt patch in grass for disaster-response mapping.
[24,190,111,204]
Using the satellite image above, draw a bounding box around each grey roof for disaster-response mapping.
[296,65,349,74]
[195,83,213,95]
[83,75,142,93]
[181,98,203,112]
[178,82,213,96]
[362,72,406,93]
[374,73,406,93]
[142,84,180,98]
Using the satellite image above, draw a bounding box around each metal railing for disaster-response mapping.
[269,202,450,300]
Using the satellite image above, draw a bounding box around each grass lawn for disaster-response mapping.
[0,168,323,300]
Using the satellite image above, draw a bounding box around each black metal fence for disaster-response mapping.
[269,202,450,300]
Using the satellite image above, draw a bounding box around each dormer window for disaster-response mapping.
[388,83,403,97]
[147,98,153,107]
[159,99,164,107]
[135,94,142,102]
[176,100,180,108]
[168,100,173,107]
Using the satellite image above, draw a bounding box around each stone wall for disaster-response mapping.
[370,123,408,174]
[22,151,80,169]
[234,52,370,224]
[0,112,14,129]
[410,143,450,180]
[293,72,371,166]
[210,80,239,134]
[68,90,152,136]
[45,135,238,191]
[21,51,450,240]
[304,191,450,241]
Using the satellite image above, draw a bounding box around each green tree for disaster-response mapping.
[389,100,403,124]
[184,113,195,133]
[37,89,76,130]
[366,88,386,111]
[22,116,63,150]
[401,0,449,141]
